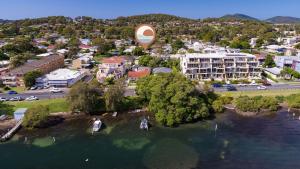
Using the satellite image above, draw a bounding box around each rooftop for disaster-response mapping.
[44,68,85,80]
[101,56,126,64]
[184,53,256,59]
[128,69,151,78]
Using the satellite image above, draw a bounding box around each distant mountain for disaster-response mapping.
[220,14,259,21]
[266,16,300,24]
[0,19,12,24]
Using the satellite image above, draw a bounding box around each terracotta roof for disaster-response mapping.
[128,69,150,78]
[101,56,125,64]
[79,44,92,49]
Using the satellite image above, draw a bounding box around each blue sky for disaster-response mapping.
[0,0,299,20]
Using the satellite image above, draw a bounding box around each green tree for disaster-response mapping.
[104,79,125,112]
[171,39,184,53]
[23,70,42,88]
[136,73,210,127]
[263,55,276,68]
[133,47,145,56]
[0,102,14,115]
[0,52,9,60]
[23,105,50,129]
[67,82,103,114]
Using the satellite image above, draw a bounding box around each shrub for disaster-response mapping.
[234,96,279,113]
[286,94,300,109]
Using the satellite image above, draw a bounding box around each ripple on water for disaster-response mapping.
[32,137,55,148]
[143,138,198,169]
[113,138,151,151]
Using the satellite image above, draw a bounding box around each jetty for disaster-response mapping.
[0,120,23,142]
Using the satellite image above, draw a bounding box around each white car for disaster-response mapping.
[50,88,63,93]
[257,85,267,90]
[0,97,8,101]
[237,83,247,87]
[25,96,39,101]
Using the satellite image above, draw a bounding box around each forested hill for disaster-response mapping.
[220,14,259,21]
[266,16,300,24]
[111,14,198,25]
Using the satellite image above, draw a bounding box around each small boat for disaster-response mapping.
[92,119,102,133]
[140,117,149,130]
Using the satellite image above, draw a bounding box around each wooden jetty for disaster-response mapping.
[0,120,23,142]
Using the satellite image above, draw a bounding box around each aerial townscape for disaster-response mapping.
[2,1,300,169]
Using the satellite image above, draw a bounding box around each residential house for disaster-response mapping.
[128,68,151,81]
[96,56,127,83]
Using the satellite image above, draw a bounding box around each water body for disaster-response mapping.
[1,110,300,169]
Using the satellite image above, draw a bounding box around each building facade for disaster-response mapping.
[36,68,87,88]
[96,56,127,83]
[180,53,261,81]
[1,54,64,86]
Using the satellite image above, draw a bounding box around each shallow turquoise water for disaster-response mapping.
[1,110,300,169]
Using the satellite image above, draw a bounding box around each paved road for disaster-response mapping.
[214,84,300,92]
[0,88,69,100]
[2,83,299,101]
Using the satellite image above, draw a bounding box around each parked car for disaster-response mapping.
[0,97,8,101]
[25,96,39,101]
[226,85,237,91]
[237,83,247,87]
[212,83,223,88]
[7,90,18,95]
[257,85,267,90]
[30,86,38,90]
[262,81,271,86]
[10,97,23,101]
[50,88,63,93]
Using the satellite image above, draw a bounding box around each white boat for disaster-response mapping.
[92,119,102,132]
[140,118,149,130]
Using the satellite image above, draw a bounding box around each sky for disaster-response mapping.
[0,0,300,20]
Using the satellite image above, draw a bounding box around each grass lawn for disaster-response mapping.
[218,89,300,98]
[7,98,69,115]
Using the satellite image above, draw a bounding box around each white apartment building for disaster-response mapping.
[180,53,261,81]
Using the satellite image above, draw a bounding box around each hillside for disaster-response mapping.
[220,14,259,21]
[266,16,300,24]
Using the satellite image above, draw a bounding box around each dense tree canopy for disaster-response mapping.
[136,73,210,127]
[23,105,50,129]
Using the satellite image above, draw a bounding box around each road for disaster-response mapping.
[213,84,300,92]
[1,83,300,101]
[0,89,69,100]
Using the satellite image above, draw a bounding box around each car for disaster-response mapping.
[25,96,39,101]
[50,88,63,93]
[43,85,50,89]
[9,97,23,101]
[7,90,18,95]
[0,97,8,101]
[30,86,38,90]
[237,83,247,87]
[257,85,267,90]
[212,83,223,88]
[249,82,258,86]
[262,81,271,86]
[226,86,237,91]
